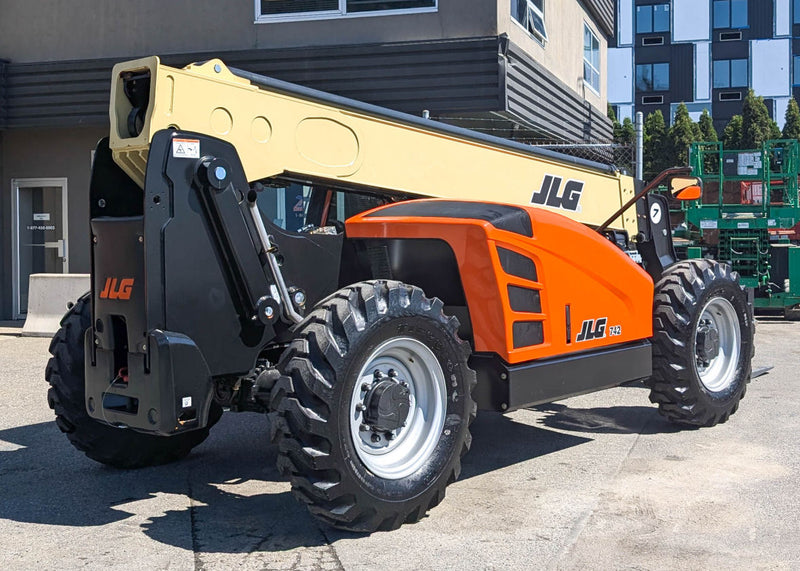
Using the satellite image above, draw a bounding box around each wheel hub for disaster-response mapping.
[362,371,411,432]
[349,337,447,480]
[696,323,720,362]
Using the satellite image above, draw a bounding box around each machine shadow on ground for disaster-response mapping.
[0,400,674,553]
[531,400,683,435]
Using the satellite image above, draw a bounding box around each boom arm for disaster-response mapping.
[110,56,638,234]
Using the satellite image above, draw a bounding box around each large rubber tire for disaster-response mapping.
[648,260,754,427]
[46,293,222,468]
[270,280,477,532]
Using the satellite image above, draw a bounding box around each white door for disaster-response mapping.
[11,178,69,319]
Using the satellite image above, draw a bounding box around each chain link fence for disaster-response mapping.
[429,115,636,175]
[526,141,635,175]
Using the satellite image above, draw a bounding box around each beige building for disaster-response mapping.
[0,0,615,319]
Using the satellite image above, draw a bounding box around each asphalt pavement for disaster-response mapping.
[1,318,798,570]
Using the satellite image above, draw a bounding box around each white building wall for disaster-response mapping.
[775,0,791,36]
[608,47,634,104]
[673,0,710,42]
[751,39,791,97]
[695,42,711,101]
[617,0,633,46]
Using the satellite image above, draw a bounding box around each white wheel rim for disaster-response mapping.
[695,296,741,392]
[349,337,447,480]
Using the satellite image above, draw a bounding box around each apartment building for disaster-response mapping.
[0,0,615,319]
[609,0,796,132]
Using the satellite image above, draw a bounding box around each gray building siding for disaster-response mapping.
[1,37,610,141]
[584,0,615,37]
[2,39,502,131]
[503,40,613,141]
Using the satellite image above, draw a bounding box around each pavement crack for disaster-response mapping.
[548,413,651,570]
[187,476,204,571]
[313,520,345,571]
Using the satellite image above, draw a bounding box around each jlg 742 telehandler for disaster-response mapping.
[46,57,754,532]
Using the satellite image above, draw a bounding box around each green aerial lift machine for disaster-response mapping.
[679,139,800,317]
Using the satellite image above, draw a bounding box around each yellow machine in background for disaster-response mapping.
[110,56,638,235]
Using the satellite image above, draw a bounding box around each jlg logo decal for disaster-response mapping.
[531,175,584,212]
[99,278,134,300]
[576,318,607,342]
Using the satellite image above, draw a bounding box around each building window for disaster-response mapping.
[636,4,670,34]
[583,24,600,94]
[256,0,436,21]
[794,56,800,86]
[713,0,748,29]
[713,59,748,88]
[795,0,800,24]
[635,63,670,91]
[511,0,547,42]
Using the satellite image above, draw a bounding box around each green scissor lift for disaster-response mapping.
[679,139,800,317]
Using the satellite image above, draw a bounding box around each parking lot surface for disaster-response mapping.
[1,318,798,570]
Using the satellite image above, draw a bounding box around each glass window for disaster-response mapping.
[636,4,670,34]
[583,24,600,93]
[636,5,653,33]
[794,55,800,86]
[795,0,800,24]
[653,4,670,31]
[730,59,748,86]
[713,59,748,88]
[713,0,748,28]
[257,0,436,20]
[511,0,547,41]
[713,60,730,88]
[636,63,670,91]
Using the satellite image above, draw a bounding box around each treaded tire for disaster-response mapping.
[648,260,754,427]
[270,280,477,532]
[46,293,222,468]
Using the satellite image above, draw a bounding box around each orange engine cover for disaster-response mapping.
[346,199,654,364]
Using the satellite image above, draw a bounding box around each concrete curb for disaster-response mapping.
[21,274,90,337]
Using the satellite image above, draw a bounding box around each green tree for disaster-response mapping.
[669,102,699,165]
[644,110,671,177]
[741,90,773,149]
[608,104,624,141]
[769,120,782,140]
[618,117,635,145]
[698,109,718,142]
[782,98,800,140]
[722,115,743,150]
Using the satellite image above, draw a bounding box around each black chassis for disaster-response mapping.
[85,129,662,437]
[86,130,348,435]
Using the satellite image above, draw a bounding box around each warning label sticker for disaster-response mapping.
[172,139,200,159]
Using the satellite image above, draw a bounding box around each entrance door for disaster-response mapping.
[12,178,69,319]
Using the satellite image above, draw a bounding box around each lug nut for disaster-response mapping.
[373,370,383,379]
[356,403,365,412]
[359,423,370,432]
[388,369,397,378]
[361,383,372,392]
[385,432,395,440]
[399,381,409,388]
[370,433,381,443]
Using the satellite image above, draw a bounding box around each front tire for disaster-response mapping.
[648,260,754,427]
[270,281,477,532]
[46,293,222,468]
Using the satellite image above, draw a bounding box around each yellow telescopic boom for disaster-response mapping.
[109,56,638,234]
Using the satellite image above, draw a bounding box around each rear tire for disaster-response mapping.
[46,293,222,468]
[648,260,753,427]
[270,280,477,532]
